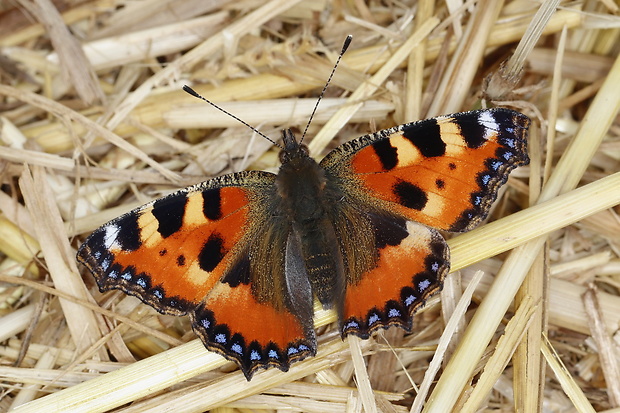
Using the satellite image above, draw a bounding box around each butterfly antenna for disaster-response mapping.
[300,35,352,143]
[182,85,281,148]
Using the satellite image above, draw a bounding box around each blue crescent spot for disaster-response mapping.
[287,347,298,355]
[231,343,243,354]
[368,313,380,325]
[345,320,359,329]
[405,294,416,306]
[388,308,401,318]
[215,333,226,344]
[418,278,431,292]
[491,160,503,170]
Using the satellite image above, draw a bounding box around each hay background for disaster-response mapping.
[0,0,619,412]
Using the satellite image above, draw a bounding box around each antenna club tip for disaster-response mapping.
[183,85,199,97]
[342,35,352,52]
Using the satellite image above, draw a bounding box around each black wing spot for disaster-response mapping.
[152,196,188,238]
[455,114,487,148]
[402,119,446,157]
[370,214,409,249]
[177,254,186,266]
[393,180,428,210]
[203,188,222,220]
[448,162,457,170]
[435,179,445,189]
[491,108,519,127]
[115,216,142,251]
[222,255,250,287]
[198,232,227,272]
[372,139,398,170]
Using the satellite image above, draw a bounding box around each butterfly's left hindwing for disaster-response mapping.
[77,170,316,380]
[339,213,449,337]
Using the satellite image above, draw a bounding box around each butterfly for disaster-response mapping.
[77,102,529,379]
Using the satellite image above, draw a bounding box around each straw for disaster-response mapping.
[1,1,619,412]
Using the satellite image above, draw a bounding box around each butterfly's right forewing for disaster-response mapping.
[78,170,317,380]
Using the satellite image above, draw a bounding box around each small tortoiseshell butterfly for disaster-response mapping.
[77,39,530,380]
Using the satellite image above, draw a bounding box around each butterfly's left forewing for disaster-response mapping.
[323,108,530,232]
[77,171,316,380]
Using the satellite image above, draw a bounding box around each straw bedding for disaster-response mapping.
[0,1,619,412]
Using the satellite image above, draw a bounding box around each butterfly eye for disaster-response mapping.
[279,137,310,164]
[279,149,290,164]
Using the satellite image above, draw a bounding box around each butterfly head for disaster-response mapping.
[279,129,310,164]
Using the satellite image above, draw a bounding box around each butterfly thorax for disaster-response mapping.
[276,129,327,222]
[275,129,345,309]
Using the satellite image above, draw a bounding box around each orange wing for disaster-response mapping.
[321,108,530,232]
[321,108,529,337]
[77,171,315,380]
[340,213,450,337]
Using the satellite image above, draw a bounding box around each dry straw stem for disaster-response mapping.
[10,339,362,413]
[463,266,620,339]
[411,270,484,413]
[18,166,102,356]
[0,217,39,275]
[485,0,562,100]
[541,334,596,413]
[0,85,180,183]
[1,1,620,412]
[15,0,104,104]
[165,98,395,129]
[347,335,377,413]
[582,287,620,407]
[511,24,565,412]
[459,295,538,413]
[50,13,231,72]
[427,0,504,114]
[513,247,547,411]
[405,0,434,120]
[0,274,184,348]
